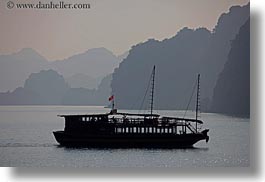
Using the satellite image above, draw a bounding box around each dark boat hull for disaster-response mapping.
[53,130,209,148]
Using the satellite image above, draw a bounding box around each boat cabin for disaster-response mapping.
[58,112,203,136]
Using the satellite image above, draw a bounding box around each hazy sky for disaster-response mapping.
[0,0,249,60]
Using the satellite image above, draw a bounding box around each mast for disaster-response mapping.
[195,74,200,132]
[150,65,155,117]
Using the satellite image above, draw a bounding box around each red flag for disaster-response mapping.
[108,95,114,101]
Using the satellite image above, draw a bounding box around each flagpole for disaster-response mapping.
[112,98,115,110]
[109,95,115,113]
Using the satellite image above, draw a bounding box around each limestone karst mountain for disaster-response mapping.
[211,19,250,117]
[111,3,249,113]
[0,48,120,92]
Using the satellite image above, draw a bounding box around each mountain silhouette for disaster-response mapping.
[65,73,103,90]
[117,51,129,62]
[0,70,69,105]
[0,47,121,92]
[0,3,250,116]
[111,3,249,112]
[0,69,112,106]
[210,19,250,117]
[62,74,112,106]
[50,47,120,79]
[0,48,47,92]
[201,3,250,100]
[112,28,211,110]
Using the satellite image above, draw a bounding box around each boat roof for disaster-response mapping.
[58,113,202,123]
[58,113,109,117]
[114,112,160,117]
[58,112,160,118]
[162,116,203,124]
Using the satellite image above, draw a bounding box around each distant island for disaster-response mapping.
[0,47,122,92]
[0,69,111,106]
[0,3,249,117]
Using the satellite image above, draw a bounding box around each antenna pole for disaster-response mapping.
[195,74,200,132]
[150,65,155,117]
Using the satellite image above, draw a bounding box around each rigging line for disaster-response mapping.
[182,79,197,119]
[138,69,153,114]
[139,73,152,113]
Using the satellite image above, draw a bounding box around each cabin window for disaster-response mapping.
[149,127,152,133]
[178,127,183,134]
[165,128,168,133]
[126,127,129,133]
[141,128,144,133]
[133,127,136,133]
[157,128,160,133]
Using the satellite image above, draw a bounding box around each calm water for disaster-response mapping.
[0,106,249,167]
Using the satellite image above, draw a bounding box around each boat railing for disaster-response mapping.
[109,117,146,124]
[107,117,195,127]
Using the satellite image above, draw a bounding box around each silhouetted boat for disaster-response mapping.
[53,66,209,148]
